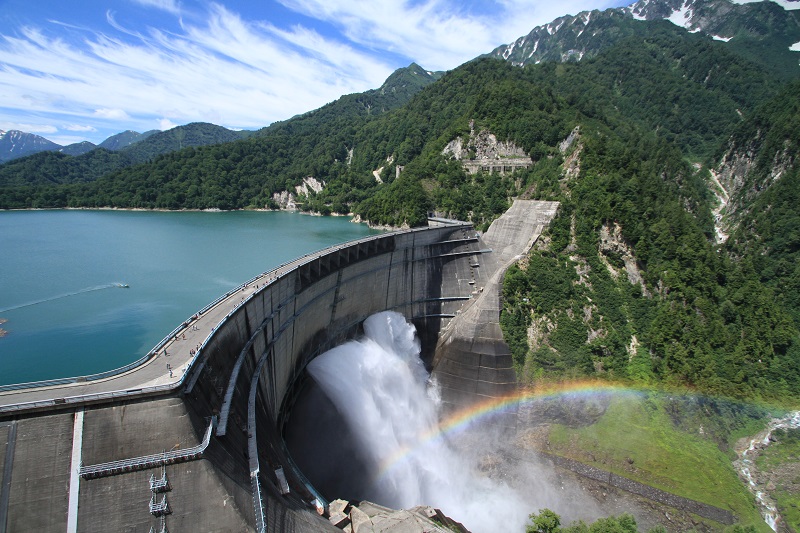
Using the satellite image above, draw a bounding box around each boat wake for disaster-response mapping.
[0,283,129,313]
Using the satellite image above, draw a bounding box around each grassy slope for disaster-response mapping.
[545,395,769,530]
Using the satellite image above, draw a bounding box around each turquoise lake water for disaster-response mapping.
[0,210,380,385]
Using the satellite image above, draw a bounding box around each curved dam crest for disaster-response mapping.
[0,200,557,533]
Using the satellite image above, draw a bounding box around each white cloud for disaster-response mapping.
[130,0,182,15]
[158,118,177,130]
[0,121,58,134]
[94,108,131,120]
[64,124,98,132]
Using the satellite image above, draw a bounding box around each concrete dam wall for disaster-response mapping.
[183,222,490,532]
[0,201,558,533]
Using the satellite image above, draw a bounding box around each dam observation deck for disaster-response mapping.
[0,201,558,533]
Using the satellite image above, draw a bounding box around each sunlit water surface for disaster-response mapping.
[0,210,379,385]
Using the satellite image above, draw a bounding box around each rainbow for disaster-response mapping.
[375,379,645,482]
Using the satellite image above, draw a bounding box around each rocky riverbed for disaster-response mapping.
[733,412,800,532]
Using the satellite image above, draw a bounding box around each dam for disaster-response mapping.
[0,200,558,533]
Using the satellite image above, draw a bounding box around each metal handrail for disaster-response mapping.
[79,417,216,479]
[0,223,472,408]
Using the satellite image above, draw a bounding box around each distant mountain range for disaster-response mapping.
[489,0,800,76]
[0,130,61,163]
[0,123,249,164]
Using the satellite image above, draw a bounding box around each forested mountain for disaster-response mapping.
[59,141,97,157]
[98,129,157,151]
[0,64,442,198]
[119,122,250,165]
[1,0,799,400]
[0,125,169,163]
[0,122,251,188]
[720,80,800,323]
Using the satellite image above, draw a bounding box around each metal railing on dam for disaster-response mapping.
[0,219,478,415]
[0,218,490,533]
[78,417,217,479]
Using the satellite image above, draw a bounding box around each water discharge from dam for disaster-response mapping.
[298,311,530,533]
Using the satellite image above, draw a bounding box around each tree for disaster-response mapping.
[527,509,561,533]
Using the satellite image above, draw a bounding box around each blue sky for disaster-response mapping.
[0,0,630,145]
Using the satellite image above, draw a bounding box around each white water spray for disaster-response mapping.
[307,311,529,533]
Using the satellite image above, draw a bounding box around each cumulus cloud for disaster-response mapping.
[158,118,177,130]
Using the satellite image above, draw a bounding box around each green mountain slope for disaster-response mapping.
[0,64,442,200]
[0,14,798,401]
[721,81,800,323]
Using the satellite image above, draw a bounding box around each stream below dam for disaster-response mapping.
[734,411,800,531]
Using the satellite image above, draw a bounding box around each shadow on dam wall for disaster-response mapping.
[180,222,494,531]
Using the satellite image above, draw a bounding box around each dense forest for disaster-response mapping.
[1,17,799,401]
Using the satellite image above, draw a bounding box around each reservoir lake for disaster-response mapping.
[0,210,381,385]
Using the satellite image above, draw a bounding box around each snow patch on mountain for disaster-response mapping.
[668,2,694,29]
[629,6,647,21]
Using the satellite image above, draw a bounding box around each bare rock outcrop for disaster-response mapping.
[271,176,325,210]
[442,128,528,161]
[598,222,646,294]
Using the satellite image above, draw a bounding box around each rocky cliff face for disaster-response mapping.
[712,112,798,241]
[442,122,528,162]
[271,176,325,210]
[489,0,800,70]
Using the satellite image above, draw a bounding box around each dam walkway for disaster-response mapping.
[0,224,452,414]
[0,263,276,413]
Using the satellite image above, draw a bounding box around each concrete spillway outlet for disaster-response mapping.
[283,377,374,503]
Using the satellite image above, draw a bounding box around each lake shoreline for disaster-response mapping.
[1,206,408,230]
